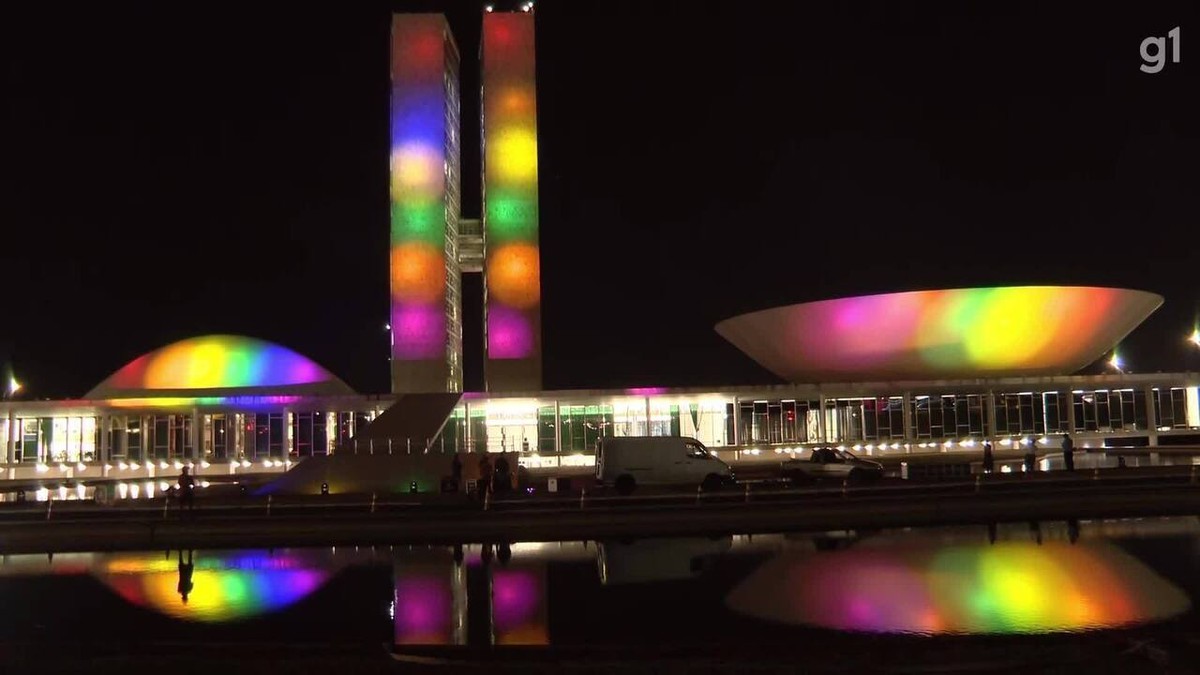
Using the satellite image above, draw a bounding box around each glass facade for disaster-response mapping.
[3,379,1200,472]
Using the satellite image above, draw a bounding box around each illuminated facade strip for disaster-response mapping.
[482,11,543,391]
[390,14,463,393]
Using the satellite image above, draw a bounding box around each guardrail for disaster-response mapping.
[0,464,1196,524]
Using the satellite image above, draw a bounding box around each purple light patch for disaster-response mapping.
[492,569,539,626]
[625,387,667,396]
[392,305,445,360]
[487,306,533,359]
[394,576,453,645]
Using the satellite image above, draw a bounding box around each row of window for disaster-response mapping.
[2,388,1196,462]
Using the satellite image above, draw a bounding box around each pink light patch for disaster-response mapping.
[392,305,445,360]
[488,306,533,359]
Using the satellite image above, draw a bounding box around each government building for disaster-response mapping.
[2,7,1198,491]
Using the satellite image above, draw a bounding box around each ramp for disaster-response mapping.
[350,392,462,449]
[257,393,462,496]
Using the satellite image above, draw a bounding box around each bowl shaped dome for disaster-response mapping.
[714,286,1162,382]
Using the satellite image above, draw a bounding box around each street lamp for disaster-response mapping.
[1108,352,1124,373]
[4,375,19,400]
[1189,329,1200,348]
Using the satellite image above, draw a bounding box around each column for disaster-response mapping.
[732,397,740,446]
[1144,385,1159,447]
[464,402,472,453]
[234,413,246,459]
[6,410,16,465]
[140,414,151,463]
[282,409,293,458]
[1065,390,1077,435]
[901,391,914,446]
[985,390,998,442]
[191,408,202,461]
[117,415,128,459]
[553,400,561,454]
[644,397,652,437]
[100,415,110,474]
[817,394,828,444]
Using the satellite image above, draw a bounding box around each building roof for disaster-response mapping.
[714,286,1164,383]
[85,334,355,400]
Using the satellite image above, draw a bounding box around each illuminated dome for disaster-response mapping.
[714,286,1163,382]
[87,334,354,399]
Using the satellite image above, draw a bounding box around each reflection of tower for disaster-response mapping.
[481,9,542,392]
[466,548,494,646]
[389,15,463,394]
[393,552,468,646]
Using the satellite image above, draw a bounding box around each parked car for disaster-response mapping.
[782,447,883,483]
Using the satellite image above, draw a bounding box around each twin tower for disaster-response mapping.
[389,10,541,394]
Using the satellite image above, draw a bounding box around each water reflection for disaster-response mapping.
[726,529,1191,635]
[597,537,731,585]
[98,550,332,622]
[0,523,1194,650]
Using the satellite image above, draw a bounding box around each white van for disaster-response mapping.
[596,436,734,495]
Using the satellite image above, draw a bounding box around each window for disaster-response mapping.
[685,441,708,459]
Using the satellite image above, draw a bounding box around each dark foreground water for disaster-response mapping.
[5,518,1200,672]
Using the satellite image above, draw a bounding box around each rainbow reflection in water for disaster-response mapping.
[98,551,330,623]
[726,541,1191,635]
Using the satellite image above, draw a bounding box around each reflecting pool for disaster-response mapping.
[2,518,1200,671]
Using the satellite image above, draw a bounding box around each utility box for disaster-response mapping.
[547,477,558,493]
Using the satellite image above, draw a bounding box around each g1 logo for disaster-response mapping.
[1140,26,1181,74]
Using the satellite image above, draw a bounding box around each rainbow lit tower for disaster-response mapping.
[389,15,463,393]
[481,7,542,391]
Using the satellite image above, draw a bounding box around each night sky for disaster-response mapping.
[3,1,1198,398]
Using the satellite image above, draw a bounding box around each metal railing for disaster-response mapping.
[3,463,1198,524]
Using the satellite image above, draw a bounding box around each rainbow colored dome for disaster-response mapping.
[715,286,1163,382]
[87,335,353,399]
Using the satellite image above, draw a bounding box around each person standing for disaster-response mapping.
[178,465,196,517]
[982,439,995,474]
[451,453,463,490]
[1024,439,1038,473]
[477,453,492,499]
[1061,433,1075,472]
[494,454,511,495]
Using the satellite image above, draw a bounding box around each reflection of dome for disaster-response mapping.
[715,286,1163,382]
[726,540,1190,635]
[86,335,353,399]
[96,551,330,623]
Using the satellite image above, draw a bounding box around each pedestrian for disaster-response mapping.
[477,453,492,499]
[494,453,511,495]
[1061,433,1075,472]
[178,465,196,516]
[982,439,995,474]
[1024,439,1037,473]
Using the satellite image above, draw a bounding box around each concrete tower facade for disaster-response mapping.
[389,14,464,394]
[481,10,542,392]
